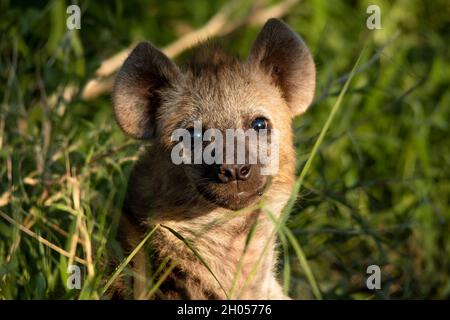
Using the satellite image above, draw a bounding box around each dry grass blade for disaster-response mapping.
[284,226,322,299]
[144,260,177,299]
[0,210,87,265]
[70,175,95,279]
[80,0,299,101]
[228,217,259,298]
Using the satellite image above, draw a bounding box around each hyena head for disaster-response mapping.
[112,18,315,211]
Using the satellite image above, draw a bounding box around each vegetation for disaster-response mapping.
[0,0,449,299]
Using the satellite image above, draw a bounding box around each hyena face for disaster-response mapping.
[112,18,315,211]
[161,56,287,210]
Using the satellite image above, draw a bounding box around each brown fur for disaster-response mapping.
[110,18,315,299]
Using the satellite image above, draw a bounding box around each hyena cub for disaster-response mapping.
[111,18,315,299]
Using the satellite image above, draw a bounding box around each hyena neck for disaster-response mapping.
[122,147,292,299]
[150,208,284,299]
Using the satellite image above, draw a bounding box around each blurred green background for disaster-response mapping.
[0,0,449,299]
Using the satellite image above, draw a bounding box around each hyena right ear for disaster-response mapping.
[248,18,316,116]
[112,42,180,139]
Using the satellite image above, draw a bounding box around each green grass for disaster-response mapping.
[1,0,449,299]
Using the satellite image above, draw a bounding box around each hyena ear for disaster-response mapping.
[112,42,180,139]
[248,18,316,116]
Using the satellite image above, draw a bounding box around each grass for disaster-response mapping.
[0,0,449,299]
[101,224,159,297]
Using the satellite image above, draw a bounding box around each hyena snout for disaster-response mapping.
[216,163,252,183]
[194,162,267,210]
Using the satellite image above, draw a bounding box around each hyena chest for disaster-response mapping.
[153,228,273,299]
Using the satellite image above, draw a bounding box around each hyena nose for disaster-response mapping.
[237,164,252,181]
[217,164,252,182]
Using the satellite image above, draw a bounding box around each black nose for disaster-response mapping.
[217,164,252,183]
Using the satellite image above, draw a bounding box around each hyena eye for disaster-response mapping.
[251,117,268,131]
[187,127,202,142]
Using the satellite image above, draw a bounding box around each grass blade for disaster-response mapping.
[284,226,322,299]
[161,224,229,299]
[228,217,259,298]
[282,47,366,222]
[101,224,160,297]
[276,46,367,299]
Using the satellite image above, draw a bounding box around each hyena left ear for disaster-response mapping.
[112,42,180,139]
[248,18,316,116]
